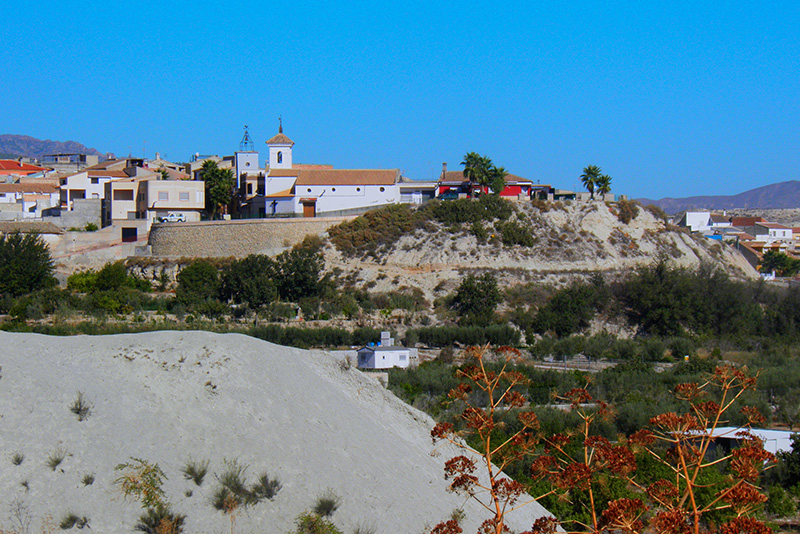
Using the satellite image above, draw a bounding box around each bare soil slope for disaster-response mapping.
[0,331,551,534]
[326,201,756,299]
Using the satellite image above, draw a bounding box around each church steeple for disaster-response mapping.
[266,118,294,169]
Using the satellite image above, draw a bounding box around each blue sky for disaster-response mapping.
[3,1,799,200]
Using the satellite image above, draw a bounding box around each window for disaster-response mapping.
[380,187,385,192]
[158,191,169,201]
[331,187,336,192]
[179,192,190,201]
[245,161,251,167]
[356,187,361,192]
[247,184,253,195]
[113,190,134,201]
[91,177,99,184]
[399,354,407,360]
[307,188,312,193]
[277,151,283,164]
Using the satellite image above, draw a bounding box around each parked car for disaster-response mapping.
[159,213,186,223]
[437,191,460,201]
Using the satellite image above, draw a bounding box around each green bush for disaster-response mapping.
[495,220,535,247]
[329,203,421,257]
[220,255,277,308]
[0,232,56,298]
[176,261,220,305]
[452,273,502,326]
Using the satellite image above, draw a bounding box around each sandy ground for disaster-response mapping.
[0,331,552,534]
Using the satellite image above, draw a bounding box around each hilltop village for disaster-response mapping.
[0,126,796,281]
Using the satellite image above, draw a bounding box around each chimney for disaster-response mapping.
[442,162,447,179]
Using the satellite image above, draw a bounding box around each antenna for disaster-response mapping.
[240,125,254,152]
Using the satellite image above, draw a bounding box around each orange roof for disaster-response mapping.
[439,170,531,184]
[0,183,58,194]
[265,133,294,146]
[295,169,398,186]
[86,170,128,178]
[0,160,48,173]
[265,188,294,198]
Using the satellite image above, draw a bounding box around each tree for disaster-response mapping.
[275,246,326,302]
[462,152,493,197]
[221,255,278,308]
[760,250,800,277]
[0,231,56,298]
[452,273,501,325]
[201,160,234,219]
[580,165,601,200]
[176,261,220,305]
[595,174,612,200]
[489,166,508,195]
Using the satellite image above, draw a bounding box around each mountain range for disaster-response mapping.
[636,180,800,213]
[0,134,106,160]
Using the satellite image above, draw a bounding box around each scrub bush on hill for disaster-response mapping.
[68,262,152,293]
[328,203,421,257]
[175,261,220,305]
[220,254,278,308]
[406,324,520,347]
[452,273,502,326]
[0,232,56,299]
[533,280,608,337]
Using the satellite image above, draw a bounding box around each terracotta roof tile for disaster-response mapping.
[440,170,531,184]
[295,169,398,186]
[266,133,294,146]
[265,188,294,198]
[0,183,59,193]
[0,160,48,172]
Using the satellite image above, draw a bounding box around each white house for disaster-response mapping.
[59,169,128,209]
[678,211,713,233]
[705,427,795,456]
[0,183,60,218]
[356,332,416,370]
[754,222,792,243]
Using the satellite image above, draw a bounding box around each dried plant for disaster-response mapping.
[182,459,209,486]
[69,391,92,422]
[430,345,549,534]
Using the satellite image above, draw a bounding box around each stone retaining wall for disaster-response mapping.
[148,217,352,258]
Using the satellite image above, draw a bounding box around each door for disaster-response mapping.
[302,199,316,218]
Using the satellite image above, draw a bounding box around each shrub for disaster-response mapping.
[452,272,502,326]
[644,204,668,222]
[70,391,92,422]
[616,199,640,224]
[82,473,95,486]
[329,203,421,257]
[134,505,185,534]
[220,255,277,308]
[84,222,98,232]
[212,459,281,510]
[313,490,340,518]
[182,459,209,486]
[495,220,535,247]
[0,232,56,298]
[11,452,24,465]
[292,512,343,534]
[95,262,129,291]
[275,246,327,301]
[47,448,67,471]
[59,513,89,529]
[175,261,220,305]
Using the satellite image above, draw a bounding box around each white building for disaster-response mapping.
[356,332,416,370]
[0,183,60,218]
[678,211,713,233]
[262,127,402,217]
[754,222,792,243]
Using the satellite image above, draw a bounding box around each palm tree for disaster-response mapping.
[489,165,508,195]
[462,152,493,197]
[580,165,601,200]
[595,173,612,200]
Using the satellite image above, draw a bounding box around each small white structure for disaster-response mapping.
[357,332,414,370]
[706,427,795,456]
[678,211,713,233]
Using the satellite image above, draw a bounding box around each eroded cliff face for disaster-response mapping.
[324,201,756,300]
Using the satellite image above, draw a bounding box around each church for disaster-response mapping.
[234,123,432,218]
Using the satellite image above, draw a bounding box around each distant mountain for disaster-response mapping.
[636,180,800,213]
[0,134,106,160]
